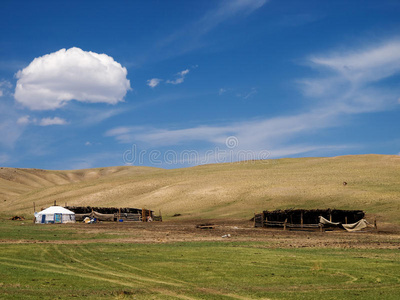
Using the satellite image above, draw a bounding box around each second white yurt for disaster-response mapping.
[35,206,76,224]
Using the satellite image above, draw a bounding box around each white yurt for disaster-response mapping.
[35,206,76,224]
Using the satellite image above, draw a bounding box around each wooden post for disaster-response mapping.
[142,208,145,222]
[301,211,303,228]
[345,216,347,224]
[320,224,324,232]
[329,213,332,222]
[159,209,162,222]
[118,208,121,222]
[283,218,287,231]
[54,200,56,206]
[374,217,377,230]
[264,216,268,228]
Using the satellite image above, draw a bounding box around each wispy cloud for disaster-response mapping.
[300,39,400,114]
[39,117,68,126]
[0,80,12,98]
[138,0,268,65]
[0,103,26,148]
[309,40,400,85]
[105,110,353,167]
[107,38,400,161]
[218,87,257,99]
[105,108,339,156]
[147,68,192,88]
[78,108,126,126]
[194,0,268,36]
[160,0,267,46]
[15,115,68,126]
[166,69,190,85]
[237,87,257,100]
[17,115,31,125]
[147,78,162,88]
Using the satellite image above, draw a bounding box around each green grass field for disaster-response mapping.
[0,220,399,300]
[1,155,399,299]
[1,242,399,299]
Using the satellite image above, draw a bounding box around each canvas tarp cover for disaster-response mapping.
[74,211,115,221]
[342,219,369,232]
[319,216,369,232]
[90,211,115,221]
[319,216,341,226]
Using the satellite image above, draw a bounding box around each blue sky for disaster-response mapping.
[1,0,400,169]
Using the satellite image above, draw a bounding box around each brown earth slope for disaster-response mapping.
[0,155,399,224]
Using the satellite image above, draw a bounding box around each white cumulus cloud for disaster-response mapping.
[14,47,131,110]
[39,117,67,126]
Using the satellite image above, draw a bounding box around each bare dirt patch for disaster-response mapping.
[2,219,399,249]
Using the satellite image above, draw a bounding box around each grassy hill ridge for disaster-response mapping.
[0,166,161,203]
[0,155,399,223]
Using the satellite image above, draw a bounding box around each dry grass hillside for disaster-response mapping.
[1,155,399,223]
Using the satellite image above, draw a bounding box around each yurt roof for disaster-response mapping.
[37,206,75,215]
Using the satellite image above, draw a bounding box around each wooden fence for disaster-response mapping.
[66,206,162,222]
[254,208,365,231]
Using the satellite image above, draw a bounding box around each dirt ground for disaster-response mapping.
[7,218,399,250]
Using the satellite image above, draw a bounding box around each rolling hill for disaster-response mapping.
[0,155,399,224]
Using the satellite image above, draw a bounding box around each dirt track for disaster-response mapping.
[3,219,399,249]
